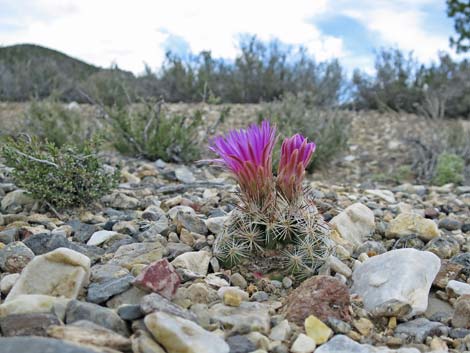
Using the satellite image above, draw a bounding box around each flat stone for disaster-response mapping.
[6,248,90,301]
[0,273,20,295]
[109,242,164,270]
[175,166,196,183]
[386,213,440,241]
[451,253,470,277]
[140,293,197,322]
[283,275,351,326]
[209,302,270,334]
[65,299,129,336]
[269,319,291,341]
[0,313,60,336]
[305,315,332,345]
[0,241,34,273]
[315,335,421,353]
[452,295,470,328]
[132,258,180,299]
[117,304,144,320]
[171,251,211,276]
[47,320,132,351]
[365,189,397,203]
[330,203,375,252]
[23,232,71,255]
[433,260,463,288]
[144,311,229,353]
[87,274,134,303]
[106,286,148,309]
[131,330,167,353]
[205,216,228,235]
[0,337,99,353]
[1,190,35,213]
[0,295,70,320]
[226,335,257,353]
[136,218,170,241]
[394,318,448,343]
[90,264,130,283]
[291,333,316,353]
[439,217,462,231]
[351,249,440,318]
[175,212,208,235]
[86,230,118,246]
[424,235,460,259]
[447,280,470,297]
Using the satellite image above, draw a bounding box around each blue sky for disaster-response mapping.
[0,0,463,75]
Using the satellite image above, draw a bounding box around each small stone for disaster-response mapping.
[175,166,196,183]
[386,213,440,241]
[452,295,470,328]
[447,280,470,297]
[87,274,134,303]
[175,212,208,235]
[23,232,71,255]
[0,337,99,353]
[0,228,17,244]
[328,256,352,277]
[205,216,228,235]
[0,295,70,320]
[314,335,370,353]
[325,317,351,334]
[450,253,470,277]
[171,251,211,276]
[0,313,60,336]
[251,291,269,302]
[222,290,244,307]
[394,318,448,343]
[132,258,180,299]
[305,315,332,345]
[425,208,440,219]
[86,230,118,246]
[291,333,316,353]
[433,260,464,288]
[352,318,374,336]
[109,242,164,270]
[140,293,197,322]
[269,319,291,341]
[283,275,351,325]
[226,335,257,353]
[365,189,396,203]
[131,330,167,353]
[424,235,460,259]
[439,217,462,231]
[144,311,230,353]
[0,241,35,273]
[117,304,144,320]
[0,273,20,295]
[230,273,248,289]
[282,277,293,289]
[209,302,271,334]
[6,248,90,301]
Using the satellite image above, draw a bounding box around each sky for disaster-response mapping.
[0,0,463,75]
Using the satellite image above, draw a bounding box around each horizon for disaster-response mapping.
[0,0,465,76]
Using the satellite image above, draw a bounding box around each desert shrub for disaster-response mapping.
[25,98,90,147]
[261,92,350,171]
[407,120,470,184]
[1,136,119,209]
[433,153,465,185]
[106,99,202,162]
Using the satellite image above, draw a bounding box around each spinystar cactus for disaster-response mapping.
[210,121,332,279]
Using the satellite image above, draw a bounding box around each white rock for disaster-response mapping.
[316,335,421,353]
[171,251,211,276]
[0,273,20,295]
[291,333,316,353]
[217,286,249,301]
[269,319,291,341]
[205,216,228,235]
[328,256,352,278]
[366,189,397,204]
[0,294,70,320]
[175,166,196,183]
[446,280,470,297]
[351,249,440,318]
[6,248,90,301]
[144,311,229,353]
[87,230,118,246]
[330,203,375,251]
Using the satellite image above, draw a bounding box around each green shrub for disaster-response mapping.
[261,92,350,171]
[106,99,202,162]
[1,136,119,209]
[433,153,465,185]
[26,99,89,147]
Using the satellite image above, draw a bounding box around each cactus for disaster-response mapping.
[210,122,333,279]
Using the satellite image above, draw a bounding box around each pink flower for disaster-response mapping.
[277,134,315,201]
[209,121,277,206]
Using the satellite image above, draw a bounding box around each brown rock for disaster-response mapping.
[283,275,351,326]
[0,313,60,336]
[452,295,470,328]
[433,261,464,289]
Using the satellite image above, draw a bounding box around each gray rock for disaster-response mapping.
[67,220,98,243]
[86,274,134,303]
[353,241,387,258]
[23,232,71,255]
[251,291,269,302]
[140,293,197,322]
[0,313,60,336]
[451,253,470,276]
[0,241,35,273]
[117,304,144,320]
[447,280,470,297]
[176,212,208,235]
[65,299,129,336]
[230,273,248,289]
[0,337,99,353]
[106,286,148,309]
[424,236,460,259]
[326,317,352,334]
[175,166,196,183]
[108,242,165,270]
[226,335,257,353]
[1,190,35,213]
[90,264,130,283]
[315,335,369,353]
[135,218,169,241]
[395,318,448,343]
[351,249,440,318]
[209,302,270,334]
[205,216,228,235]
[439,217,462,231]
[0,228,17,244]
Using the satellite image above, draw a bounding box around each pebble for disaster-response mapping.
[291,333,316,353]
[386,213,440,241]
[87,274,134,303]
[171,251,211,276]
[305,315,332,345]
[0,313,60,336]
[269,319,291,341]
[439,217,462,231]
[446,280,470,297]
[0,337,100,353]
[394,318,448,343]
[452,295,470,328]
[0,241,35,272]
[226,335,257,353]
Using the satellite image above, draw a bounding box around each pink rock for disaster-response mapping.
[132,258,180,299]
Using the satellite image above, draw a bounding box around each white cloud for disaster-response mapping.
[0,0,344,74]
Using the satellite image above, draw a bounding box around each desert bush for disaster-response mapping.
[1,136,119,209]
[261,92,350,171]
[25,98,91,147]
[105,99,203,162]
[434,153,465,185]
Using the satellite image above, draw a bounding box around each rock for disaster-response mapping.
[305,315,332,345]
[23,232,71,255]
[353,241,386,258]
[109,242,164,270]
[325,317,351,334]
[424,235,460,259]
[0,313,60,336]
[168,205,196,220]
[209,302,271,334]
[205,216,228,235]
[0,241,35,272]
[218,287,249,307]
[6,248,90,301]
[0,273,19,295]
[394,318,448,343]
[439,217,462,231]
[230,273,248,289]
[132,258,180,299]
[0,337,100,353]
[226,335,258,353]
[65,299,129,336]
[86,230,118,246]
[386,213,440,241]
[68,220,98,243]
[283,275,351,326]
[291,333,316,353]
[353,318,374,336]
[424,294,454,321]
[87,274,134,303]
[330,203,375,252]
[433,261,463,288]
[144,311,230,353]
[175,166,196,183]
[314,335,420,353]
[328,256,352,277]
[447,280,470,297]
[171,251,211,276]
[90,264,130,283]
[452,295,470,328]
[47,320,132,351]
[269,319,291,341]
[365,189,396,203]
[102,192,140,209]
[140,293,197,322]
[182,283,218,304]
[0,295,69,320]
[175,212,208,235]
[117,304,143,320]
[1,190,34,213]
[451,253,470,277]
[131,330,167,353]
[424,207,440,219]
[351,249,440,318]
[0,228,17,244]
[106,286,147,309]
[137,218,169,240]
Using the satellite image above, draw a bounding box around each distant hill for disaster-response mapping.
[0,44,134,102]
